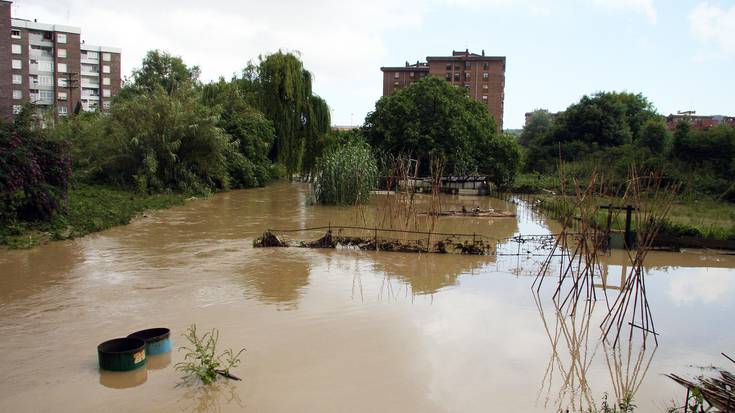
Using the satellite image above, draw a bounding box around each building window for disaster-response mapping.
[102,101,111,110]
[103,89,111,98]
[58,105,68,115]
[38,75,52,86]
[13,105,22,114]
[465,61,471,68]
[393,72,399,79]
[13,90,22,99]
[103,65,111,74]
[445,63,451,70]
[482,84,489,90]
[445,73,451,80]
[11,29,21,39]
[465,72,471,79]
[58,63,67,73]
[103,77,111,86]
[39,90,54,100]
[37,61,53,72]
[483,72,489,79]
[482,95,488,101]
[58,91,67,100]
[58,48,67,58]
[464,83,470,88]
[393,81,399,86]
[58,78,67,87]
[454,64,460,70]
[483,62,489,70]
[12,74,22,85]
[57,33,67,44]
[86,51,99,60]
[409,71,414,78]
[11,59,21,69]
[453,73,460,81]
[103,52,111,62]
[11,44,21,54]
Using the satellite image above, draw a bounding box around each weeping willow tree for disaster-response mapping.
[301,95,332,179]
[256,51,330,178]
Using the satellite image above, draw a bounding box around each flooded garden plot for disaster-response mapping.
[0,181,733,412]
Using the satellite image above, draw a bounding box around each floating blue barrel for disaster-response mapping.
[98,337,147,371]
[127,328,171,356]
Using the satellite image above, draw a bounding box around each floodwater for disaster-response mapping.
[0,182,733,412]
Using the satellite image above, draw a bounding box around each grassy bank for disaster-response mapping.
[0,184,188,249]
[509,173,735,242]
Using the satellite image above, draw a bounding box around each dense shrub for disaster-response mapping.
[313,140,378,205]
[0,108,72,223]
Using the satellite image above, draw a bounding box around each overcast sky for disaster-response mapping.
[11,0,735,129]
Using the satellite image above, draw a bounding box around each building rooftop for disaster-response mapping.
[11,18,81,34]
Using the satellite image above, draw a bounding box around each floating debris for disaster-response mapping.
[418,208,516,218]
[253,227,495,255]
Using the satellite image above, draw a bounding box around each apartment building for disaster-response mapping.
[0,0,121,121]
[380,49,506,130]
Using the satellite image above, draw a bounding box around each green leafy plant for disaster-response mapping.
[175,325,245,385]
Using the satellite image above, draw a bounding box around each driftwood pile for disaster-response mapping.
[667,354,735,412]
[253,229,494,255]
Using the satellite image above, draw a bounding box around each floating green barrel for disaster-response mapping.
[98,338,147,371]
[128,328,171,356]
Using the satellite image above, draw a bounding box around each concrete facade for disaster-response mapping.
[380,50,506,131]
[0,1,121,121]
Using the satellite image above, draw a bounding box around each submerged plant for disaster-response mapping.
[175,325,245,384]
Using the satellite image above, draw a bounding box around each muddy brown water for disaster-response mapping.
[0,182,733,412]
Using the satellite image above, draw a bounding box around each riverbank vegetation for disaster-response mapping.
[1,50,333,248]
[515,91,735,242]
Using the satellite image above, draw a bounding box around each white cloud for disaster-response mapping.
[690,2,735,56]
[593,0,657,24]
[668,269,735,306]
[11,0,429,124]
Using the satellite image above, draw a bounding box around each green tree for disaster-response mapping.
[301,95,331,178]
[120,50,200,97]
[256,51,329,177]
[202,80,276,188]
[519,109,552,147]
[637,117,669,154]
[107,88,231,194]
[362,76,519,185]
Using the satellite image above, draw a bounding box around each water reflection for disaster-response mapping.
[99,368,148,389]
[237,249,311,310]
[178,380,243,413]
[147,352,172,370]
[534,291,657,412]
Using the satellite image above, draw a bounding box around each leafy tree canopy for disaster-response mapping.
[362,76,520,187]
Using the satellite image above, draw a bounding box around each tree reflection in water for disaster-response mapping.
[534,291,657,412]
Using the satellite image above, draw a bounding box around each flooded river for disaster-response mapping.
[1,182,733,412]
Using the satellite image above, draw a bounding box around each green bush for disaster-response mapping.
[313,140,378,205]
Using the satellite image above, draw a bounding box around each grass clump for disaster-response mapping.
[313,140,378,205]
[175,325,245,385]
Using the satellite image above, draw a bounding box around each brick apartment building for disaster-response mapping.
[380,49,506,130]
[665,113,735,131]
[0,0,121,121]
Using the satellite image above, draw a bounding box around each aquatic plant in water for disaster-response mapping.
[175,325,245,384]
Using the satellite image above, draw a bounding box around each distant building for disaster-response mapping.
[380,49,505,131]
[665,113,735,131]
[0,0,122,121]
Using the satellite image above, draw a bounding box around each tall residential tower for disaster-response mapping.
[0,0,121,121]
[380,49,506,131]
